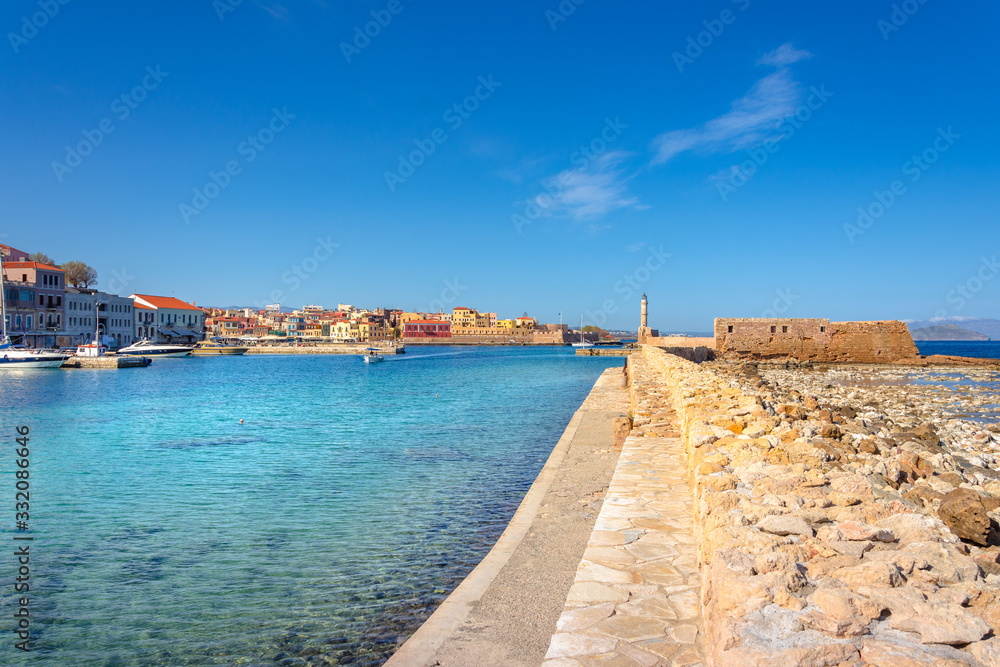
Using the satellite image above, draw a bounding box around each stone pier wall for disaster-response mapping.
[635,345,1000,665]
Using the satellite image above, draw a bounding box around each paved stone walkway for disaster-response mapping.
[388,367,632,667]
[542,385,706,666]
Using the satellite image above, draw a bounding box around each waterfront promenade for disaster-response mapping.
[387,368,630,666]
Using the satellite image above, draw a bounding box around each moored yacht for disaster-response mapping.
[0,342,69,369]
[117,338,193,357]
[190,339,248,356]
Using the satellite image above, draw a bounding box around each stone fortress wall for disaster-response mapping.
[631,346,1000,665]
[714,318,919,364]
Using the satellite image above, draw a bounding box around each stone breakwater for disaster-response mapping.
[635,346,1000,666]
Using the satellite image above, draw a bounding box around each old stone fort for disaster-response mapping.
[636,293,919,363]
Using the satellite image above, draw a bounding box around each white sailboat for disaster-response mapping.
[0,254,70,369]
[571,315,593,348]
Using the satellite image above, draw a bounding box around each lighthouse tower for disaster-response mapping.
[638,293,658,344]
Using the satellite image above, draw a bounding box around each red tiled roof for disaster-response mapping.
[131,294,201,311]
[2,261,64,272]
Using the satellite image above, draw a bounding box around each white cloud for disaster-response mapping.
[652,43,812,164]
[536,151,641,221]
[757,43,812,67]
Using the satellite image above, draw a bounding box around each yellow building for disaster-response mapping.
[452,307,477,328]
[332,320,359,342]
[358,320,385,342]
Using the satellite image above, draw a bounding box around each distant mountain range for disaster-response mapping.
[910,324,990,341]
[906,317,999,340]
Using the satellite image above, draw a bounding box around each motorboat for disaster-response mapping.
[190,339,248,356]
[362,348,384,364]
[0,255,69,369]
[117,338,193,357]
[0,343,69,369]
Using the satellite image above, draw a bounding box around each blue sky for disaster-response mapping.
[2,0,998,331]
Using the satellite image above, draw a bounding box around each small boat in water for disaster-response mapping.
[571,314,594,348]
[190,339,248,356]
[117,339,193,357]
[0,343,69,369]
[362,348,384,364]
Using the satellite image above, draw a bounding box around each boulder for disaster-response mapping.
[757,514,813,537]
[938,488,991,546]
[889,600,990,645]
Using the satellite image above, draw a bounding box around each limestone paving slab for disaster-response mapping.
[543,375,705,667]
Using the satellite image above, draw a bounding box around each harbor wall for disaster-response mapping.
[631,345,1000,665]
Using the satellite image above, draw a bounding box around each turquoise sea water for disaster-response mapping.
[0,346,622,666]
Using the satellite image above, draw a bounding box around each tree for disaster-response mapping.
[62,261,98,288]
[29,251,56,265]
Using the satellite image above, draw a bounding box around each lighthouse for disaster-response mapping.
[640,293,648,329]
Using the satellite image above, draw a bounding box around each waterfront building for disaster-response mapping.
[212,316,253,338]
[452,307,477,328]
[1,260,66,348]
[403,320,451,339]
[130,294,204,344]
[0,244,30,262]
[64,288,135,349]
[332,320,360,342]
[515,314,536,329]
[358,320,385,342]
[302,304,323,314]
[135,304,156,340]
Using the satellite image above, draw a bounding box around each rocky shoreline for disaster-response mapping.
[635,347,1000,665]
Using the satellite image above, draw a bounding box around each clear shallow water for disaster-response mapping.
[0,346,622,666]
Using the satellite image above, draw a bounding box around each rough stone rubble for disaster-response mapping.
[637,346,1000,666]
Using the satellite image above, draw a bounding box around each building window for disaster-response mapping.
[727,325,733,333]
[782,326,788,334]
[821,326,826,333]
[770,326,776,334]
